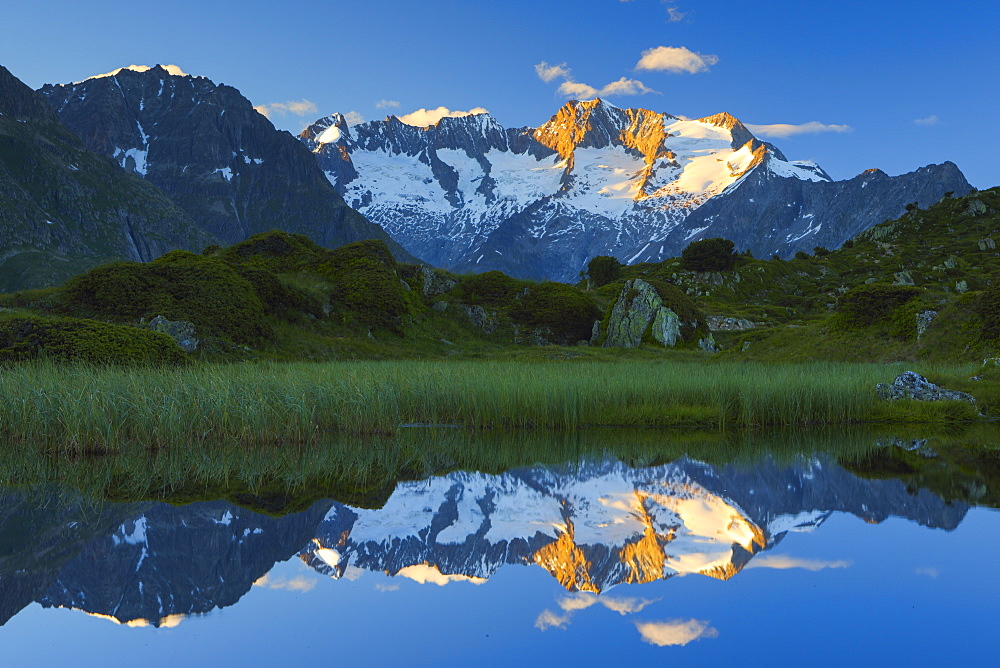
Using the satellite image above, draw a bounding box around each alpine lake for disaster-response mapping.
[0,426,997,666]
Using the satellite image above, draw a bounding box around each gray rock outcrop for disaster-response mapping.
[875,371,976,403]
[603,279,688,348]
[146,315,199,352]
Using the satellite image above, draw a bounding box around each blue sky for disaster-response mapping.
[3,0,997,187]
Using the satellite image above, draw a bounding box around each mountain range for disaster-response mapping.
[0,62,977,287]
[303,99,971,280]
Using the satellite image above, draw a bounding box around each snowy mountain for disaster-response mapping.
[37,65,414,260]
[300,455,969,593]
[303,99,971,280]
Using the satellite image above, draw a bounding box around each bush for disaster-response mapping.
[318,241,409,332]
[58,255,271,345]
[458,270,525,308]
[679,237,737,272]
[794,250,810,260]
[836,283,921,329]
[587,256,622,288]
[510,282,601,344]
[219,230,329,273]
[0,317,187,365]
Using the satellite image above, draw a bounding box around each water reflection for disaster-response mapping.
[0,446,985,629]
[300,455,968,592]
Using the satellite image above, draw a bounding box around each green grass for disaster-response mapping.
[0,359,985,452]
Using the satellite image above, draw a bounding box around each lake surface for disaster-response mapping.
[1,434,997,665]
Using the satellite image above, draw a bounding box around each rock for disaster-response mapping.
[589,320,602,345]
[876,437,936,458]
[650,307,682,346]
[875,371,975,403]
[421,267,456,297]
[915,310,937,338]
[603,279,664,348]
[698,335,719,353]
[432,301,448,312]
[893,270,914,286]
[983,357,1000,366]
[461,305,497,334]
[741,341,752,352]
[706,316,755,331]
[978,238,996,251]
[966,198,988,216]
[956,279,968,294]
[146,315,199,352]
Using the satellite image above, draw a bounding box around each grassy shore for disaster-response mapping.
[0,359,986,451]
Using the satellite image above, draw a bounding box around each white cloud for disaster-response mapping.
[600,596,659,615]
[744,121,853,138]
[535,609,572,631]
[375,582,401,592]
[557,80,600,99]
[253,98,319,119]
[375,99,400,109]
[396,106,489,127]
[252,573,317,593]
[535,61,572,83]
[915,567,940,577]
[557,592,599,612]
[343,111,366,126]
[636,46,718,74]
[635,619,719,647]
[914,114,940,126]
[665,5,686,22]
[746,555,852,571]
[537,60,657,100]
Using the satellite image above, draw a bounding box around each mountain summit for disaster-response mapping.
[38,65,414,259]
[303,99,970,280]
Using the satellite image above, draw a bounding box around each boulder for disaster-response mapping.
[603,279,707,349]
[146,315,199,352]
[875,371,975,403]
[915,310,937,338]
[421,267,457,297]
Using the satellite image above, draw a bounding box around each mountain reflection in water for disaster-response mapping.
[0,450,980,630]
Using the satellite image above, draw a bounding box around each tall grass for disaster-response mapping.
[0,359,983,452]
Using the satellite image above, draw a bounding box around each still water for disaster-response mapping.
[0,438,997,665]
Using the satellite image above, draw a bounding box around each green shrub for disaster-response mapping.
[794,250,810,260]
[587,256,622,288]
[836,283,921,329]
[219,230,330,273]
[679,237,737,272]
[458,270,525,308]
[0,316,186,365]
[319,243,409,332]
[58,256,270,345]
[510,282,601,344]
[237,268,325,322]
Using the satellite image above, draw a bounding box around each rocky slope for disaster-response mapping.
[303,99,971,281]
[0,65,214,291]
[38,65,414,260]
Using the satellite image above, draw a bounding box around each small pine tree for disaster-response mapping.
[679,238,736,272]
[587,255,623,288]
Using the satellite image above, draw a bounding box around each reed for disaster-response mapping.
[0,359,983,451]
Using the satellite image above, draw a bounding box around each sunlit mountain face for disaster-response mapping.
[0,452,975,627]
[302,99,970,280]
[298,456,967,592]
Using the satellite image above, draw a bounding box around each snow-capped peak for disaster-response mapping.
[76,64,189,84]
